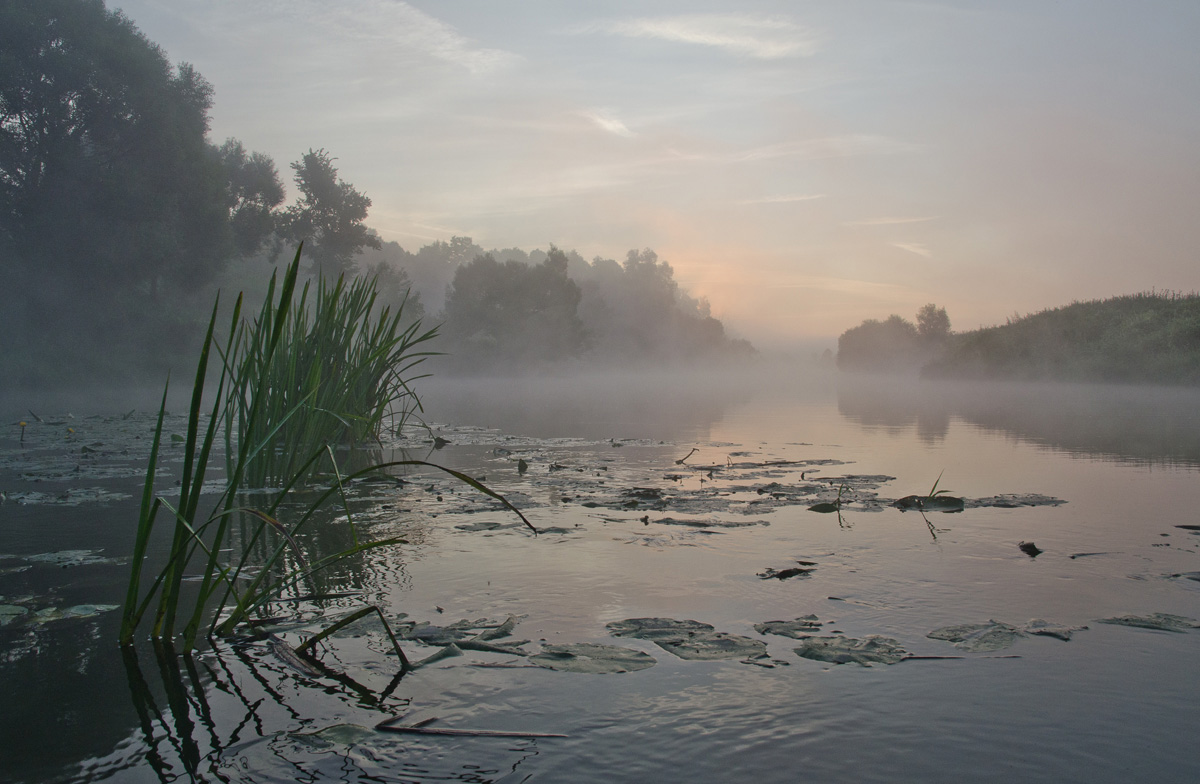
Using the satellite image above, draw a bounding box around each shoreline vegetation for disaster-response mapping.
[838,292,1200,386]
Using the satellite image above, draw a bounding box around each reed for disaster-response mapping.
[119,246,530,652]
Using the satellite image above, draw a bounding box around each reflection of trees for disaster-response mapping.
[418,372,753,442]
[838,378,1200,466]
[837,379,952,444]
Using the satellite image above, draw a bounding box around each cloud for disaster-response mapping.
[738,194,827,205]
[844,216,940,226]
[582,110,636,138]
[731,135,921,162]
[265,0,519,75]
[891,242,933,258]
[582,14,820,59]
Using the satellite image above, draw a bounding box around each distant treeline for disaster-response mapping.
[359,239,754,372]
[838,293,1200,385]
[0,1,749,386]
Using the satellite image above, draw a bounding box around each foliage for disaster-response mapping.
[439,243,754,369]
[119,246,528,652]
[837,314,924,372]
[0,1,281,386]
[279,148,381,275]
[228,258,438,487]
[442,246,586,368]
[916,303,951,340]
[218,138,285,256]
[924,292,1200,384]
[837,304,953,373]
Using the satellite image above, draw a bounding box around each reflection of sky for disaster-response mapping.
[115,1,1200,346]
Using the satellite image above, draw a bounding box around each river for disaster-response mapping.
[2,367,1198,782]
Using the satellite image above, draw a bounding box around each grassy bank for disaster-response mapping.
[923,293,1200,384]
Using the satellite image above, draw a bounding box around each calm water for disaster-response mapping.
[2,368,1199,783]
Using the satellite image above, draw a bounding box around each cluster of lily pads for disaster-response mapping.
[262,607,1200,682]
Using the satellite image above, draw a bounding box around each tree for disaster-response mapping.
[916,303,951,340]
[0,0,237,291]
[837,315,923,372]
[0,0,285,384]
[218,138,284,256]
[442,247,585,367]
[279,148,380,275]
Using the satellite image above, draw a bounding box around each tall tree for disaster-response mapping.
[279,148,380,275]
[0,0,237,291]
[916,303,951,339]
[218,138,285,257]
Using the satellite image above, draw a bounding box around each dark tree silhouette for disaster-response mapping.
[279,148,380,275]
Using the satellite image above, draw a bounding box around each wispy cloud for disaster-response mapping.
[581,14,820,59]
[732,135,921,162]
[271,0,519,74]
[738,194,827,205]
[582,110,635,138]
[844,216,940,226]
[892,242,933,258]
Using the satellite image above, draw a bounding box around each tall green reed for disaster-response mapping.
[120,246,532,652]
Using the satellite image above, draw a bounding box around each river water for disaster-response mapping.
[2,368,1199,783]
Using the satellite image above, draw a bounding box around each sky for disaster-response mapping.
[115,0,1200,349]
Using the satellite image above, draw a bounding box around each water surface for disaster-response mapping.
[2,369,1198,782]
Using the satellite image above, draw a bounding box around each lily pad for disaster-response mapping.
[606,617,715,641]
[0,605,29,627]
[20,549,119,567]
[655,632,768,661]
[928,619,1085,650]
[794,635,909,666]
[892,495,964,512]
[529,643,657,673]
[927,621,1023,651]
[1097,613,1200,632]
[754,615,824,639]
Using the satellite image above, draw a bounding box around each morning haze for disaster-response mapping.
[109,0,1200,345]
[6,4,1200,783]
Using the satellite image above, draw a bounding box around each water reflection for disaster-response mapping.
[838,376,1200,467]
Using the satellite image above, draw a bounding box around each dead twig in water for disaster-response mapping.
[675,448,699,465]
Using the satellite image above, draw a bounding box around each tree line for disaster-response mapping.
[1,0,750,385]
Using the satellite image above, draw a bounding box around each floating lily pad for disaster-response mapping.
[928,620,1023,651]
[27,604,118,624]
[892,495,964,512]
[606,617,715,641]
[808,502,840,513]
[754,615,824,638]
[1097,613,1200,632]
[529,643,656,673]
[1024,619,1086,641]
[794,635,909,666]
[6,549,120,567]
[0,605,29,627]
[929,619,1084,650]
[655,632,767,661]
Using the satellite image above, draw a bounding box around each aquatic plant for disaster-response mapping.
[119,246,533,652]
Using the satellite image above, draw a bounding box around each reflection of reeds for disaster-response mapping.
[119,246,530,652]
